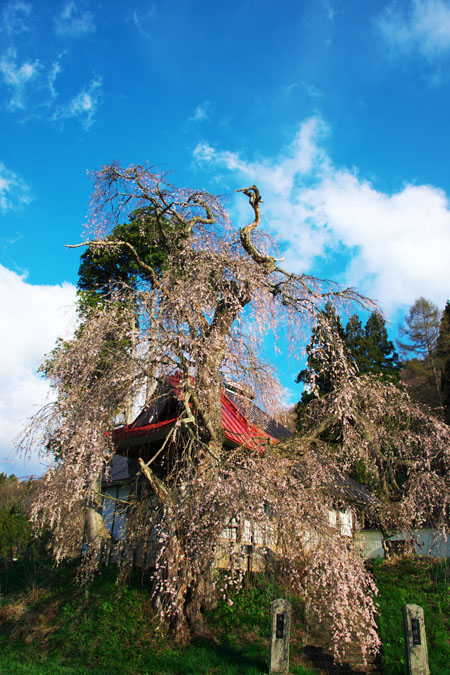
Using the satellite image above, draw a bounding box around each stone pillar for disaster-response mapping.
[269,598,291,674]
[403,604,430,675]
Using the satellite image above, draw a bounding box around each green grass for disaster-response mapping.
[8,556,449,674]
[373,556,450,675]
[0,560,315,674]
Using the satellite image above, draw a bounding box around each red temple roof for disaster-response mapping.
[112,377,289,451]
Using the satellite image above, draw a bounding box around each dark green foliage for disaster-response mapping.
[437,301,450,423]
[0,474,44,561]
[354,312,401,382]
[296,308,401,428]
[344,314,365,370]
[373,557,450,675]
[77,208,169,313]
[295,303,346,424]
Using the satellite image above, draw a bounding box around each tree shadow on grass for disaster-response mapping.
[302,645,381,674]
[178,636,268,674]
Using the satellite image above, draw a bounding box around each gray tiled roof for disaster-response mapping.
[103,455,139,485]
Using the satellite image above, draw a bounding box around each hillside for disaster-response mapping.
[0,557,449,674]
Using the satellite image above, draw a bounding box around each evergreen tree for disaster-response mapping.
[77,207,170,314]
[295,303,346,424]
[296,309,401,427]
[344,314,365,370]
[76,207,173,422]
[437,301,450,423]
[359,311,401,382]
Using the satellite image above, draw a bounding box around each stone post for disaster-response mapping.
[403,604,430,675]
[269,598,291,674]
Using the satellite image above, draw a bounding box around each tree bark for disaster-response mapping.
[85,475,111,558]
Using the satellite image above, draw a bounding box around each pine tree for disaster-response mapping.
[437,301,450,423]
[345,312,401,381]
[295,302,347,425]
[361,311,401,382]
[397,297,440,360]
[296,310,401,428]
[344,314,365,370]
[77,207,170,314]
[398,298,442,412]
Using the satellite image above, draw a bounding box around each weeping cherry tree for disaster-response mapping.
[19,163,449,662]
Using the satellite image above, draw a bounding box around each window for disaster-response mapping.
[102,484,130,540]
[221,515,239,540]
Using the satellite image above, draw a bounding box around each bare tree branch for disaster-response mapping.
[66,240,160,289]
[237,186,277,272]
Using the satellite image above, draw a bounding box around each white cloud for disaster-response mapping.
[299,173,450,311]
[188,101,211,123]
[52,76,102,129]
[0,266,77,477]
[0,161,32,212]
[0,48,40,110]
[54,1,95,39]
[1,0,32,36]
[194,117,330,195]
[194,116,450,313]
[0,6,100,129]
[376,0,450,61]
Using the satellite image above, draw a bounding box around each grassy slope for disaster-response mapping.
[2,557,449,674]
[0,560,313,675]
[372,557,450,674]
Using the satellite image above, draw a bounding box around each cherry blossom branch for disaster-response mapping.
[66,240,160,289]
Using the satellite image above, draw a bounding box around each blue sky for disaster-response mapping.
[2,0,450,476]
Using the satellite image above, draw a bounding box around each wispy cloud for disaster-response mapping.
[299,81,322,98]
[0,48,40,110]
[0,162,33,213]
[130,2,157,38]
[52,76,102,129]
[316,0,337,21]
[194,117,450,313]
[0,46,101,128]
[0,2,101,129]
[54,1,95,39]
[376,0,450,61]
[46,55,64,102]
[188,101,211,123]
[1,0,32,36]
